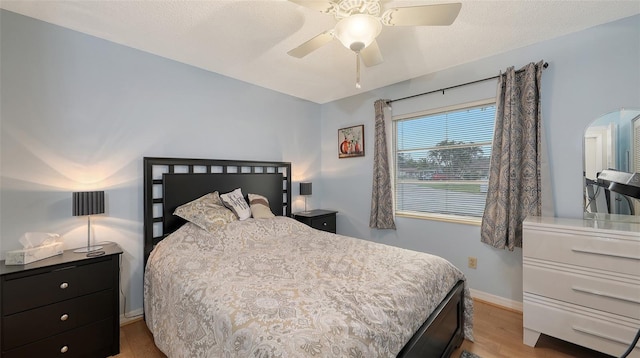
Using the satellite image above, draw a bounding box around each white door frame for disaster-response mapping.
[584,124,615,213]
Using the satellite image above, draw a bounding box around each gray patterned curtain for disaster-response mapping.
[481,61,544,250]
[370,99,396,229]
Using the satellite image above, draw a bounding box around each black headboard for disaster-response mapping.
[143,157,292,265]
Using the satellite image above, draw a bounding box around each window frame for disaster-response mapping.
[392,98,496,225]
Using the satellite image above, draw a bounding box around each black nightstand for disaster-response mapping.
[293,209,338,233]
[0,243,122,358]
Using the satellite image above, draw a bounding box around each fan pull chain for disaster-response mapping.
[355,52,361,89]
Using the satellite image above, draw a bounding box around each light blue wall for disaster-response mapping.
[0,10,321,316]
[319,15,640,302]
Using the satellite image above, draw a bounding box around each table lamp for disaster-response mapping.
[72,191,105,254]
[300,182,312,213]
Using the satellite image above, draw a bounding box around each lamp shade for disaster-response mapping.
[334,14,381,52]
[300,182,312,196]
[72,191,105,216]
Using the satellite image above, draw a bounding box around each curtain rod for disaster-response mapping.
[387,62,549,104]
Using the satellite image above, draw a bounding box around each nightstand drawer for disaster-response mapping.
[3,290,113,350]
[2,259,113,315]
[310,216,336,233]
[2,318,114,358]
[2,268,79,315]
[293,210,338,234]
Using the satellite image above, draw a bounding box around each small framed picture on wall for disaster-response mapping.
[338,125,364,158]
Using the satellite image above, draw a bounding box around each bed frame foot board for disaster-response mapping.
[397,280,465,358]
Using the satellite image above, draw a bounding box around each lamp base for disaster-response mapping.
[73,245,103,253]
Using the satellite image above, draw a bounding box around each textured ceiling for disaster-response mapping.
[2,1,639,104]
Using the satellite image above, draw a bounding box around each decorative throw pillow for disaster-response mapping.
[173,192,237,232]
[220,188,252,220]
[248,193,275,219]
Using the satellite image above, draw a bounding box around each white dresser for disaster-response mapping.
[523,215,640,357]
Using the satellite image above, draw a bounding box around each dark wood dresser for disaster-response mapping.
[0,243,122,358]
[293,209,338,233]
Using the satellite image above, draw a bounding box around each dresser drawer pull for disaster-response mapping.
[60,345,69,353]
[571,248,640,261]
[60,313,69,321]
[572,286,640,304]
[60,282,69,289]
[323,222,327,226]
[573,326,631,345]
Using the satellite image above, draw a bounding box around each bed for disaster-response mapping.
[143,157,473,357]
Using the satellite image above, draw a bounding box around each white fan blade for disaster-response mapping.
[381,3,462,26]
[287,31,334,58]
[288,0,336,14]
[361,40,383,67]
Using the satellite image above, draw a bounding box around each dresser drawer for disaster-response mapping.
[523,259,640,319]
[3,290,113,350]
[2,318,114,358]
[2,259,113,314]
[524,294,640,358]
[310,216,336,233]
[523,227,640,275]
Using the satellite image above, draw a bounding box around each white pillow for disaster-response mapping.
[220,188,252,220]
[248,193,275,218]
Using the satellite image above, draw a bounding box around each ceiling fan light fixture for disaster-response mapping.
[334,14,381,52]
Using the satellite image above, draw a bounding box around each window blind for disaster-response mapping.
[394,102,495,219]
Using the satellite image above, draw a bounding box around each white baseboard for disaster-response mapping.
[469,288,523,312]
[120,308,144,326]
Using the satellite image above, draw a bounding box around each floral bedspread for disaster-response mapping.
[144,217,473,357]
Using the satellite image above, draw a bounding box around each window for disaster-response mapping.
[393,99,495,223]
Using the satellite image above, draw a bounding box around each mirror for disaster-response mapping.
[583,108,640,218]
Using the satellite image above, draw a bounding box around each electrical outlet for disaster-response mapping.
[468,257,477,269]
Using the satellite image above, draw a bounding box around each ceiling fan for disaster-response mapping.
[287,0,462,88]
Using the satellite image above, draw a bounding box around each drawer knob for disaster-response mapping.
[60,313,69,321]
[323,222,327,226]
[60,346,69,353]
[60,282,69,289]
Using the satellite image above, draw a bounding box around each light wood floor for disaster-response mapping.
[116,299,614,358]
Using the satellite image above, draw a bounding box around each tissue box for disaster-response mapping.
[5,242,64,265]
